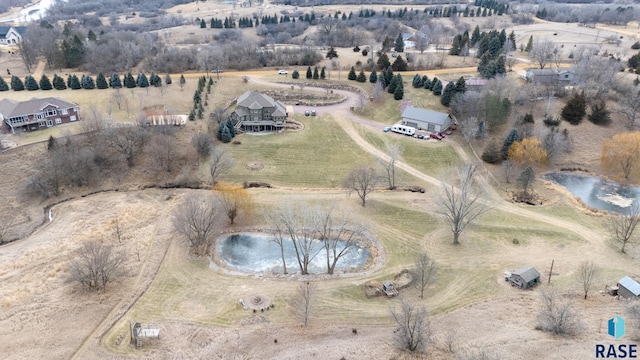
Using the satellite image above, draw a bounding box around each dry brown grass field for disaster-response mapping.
[2,2,640,360]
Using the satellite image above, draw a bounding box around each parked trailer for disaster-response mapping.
[391,124,416,136]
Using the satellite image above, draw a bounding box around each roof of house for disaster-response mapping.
[0,26,26,37]
[512,266,541,283]
[236,91,286,116]
[465,78,489,86]
[526,69,558,76]
[0,97,78,118]
[401,106,450,126]
[618,276,640,296]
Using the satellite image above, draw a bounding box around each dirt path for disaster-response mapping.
[31,59,46,79]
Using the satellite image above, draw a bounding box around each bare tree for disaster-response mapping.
[112,88,124,110]
[146,131,178,176]
[577,261,597,300]
[191,132,212,158]
[344,166,377,207]
[530,40,556,69]
[606,203,640,253]
[113,216,123,244]
[536,287,582,336]
[295,282,316,326]
[502,160,516,183]
[414,31,430,54]
[107,126,148,167]
[316,206,367,275]
[617,85,640,129]
[209,145,233,184]
[172,193,223,256]
[67,240,126,291]
[17,37,37,73]
[378,142,402,190]
[437,165,491,245]
[415,253,437,299]
[390,300,429,352]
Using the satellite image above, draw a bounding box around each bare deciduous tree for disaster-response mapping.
[146,131,178,176]
[67,240,126,291]
[437,165,491,245]
[112,88,124,110]
[530,40,556,69]
[172,193,223,256]
[390,300,429,352]
[415,253,437,299]
[295,281,316,326]
[17,37,37,73]
[209,146,233,184]
[617,85,640,129]
[113,216,123,244]
[536,287,582,335]
[191,133,212,158]
[316,206,367,275]
[378,142,402,190]
[577,261,597,300]
[606,203,640,253]
[344,167,377,207]
[107,126,148,167]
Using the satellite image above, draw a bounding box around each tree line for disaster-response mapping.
[0,71,169,91]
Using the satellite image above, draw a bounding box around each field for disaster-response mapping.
[2,2,640,360]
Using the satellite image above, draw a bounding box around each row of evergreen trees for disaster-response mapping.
[0,72,171,92]
[189,76,212,122]
[291,66,327,80]
[412,75,467,106]
[346,67,404,100]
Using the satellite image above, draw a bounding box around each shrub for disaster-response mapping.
[632,41,640,50]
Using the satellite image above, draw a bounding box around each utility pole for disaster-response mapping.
[548,259,555,284]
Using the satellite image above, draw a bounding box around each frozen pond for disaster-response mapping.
[544,172,640,214]
[215,233,371,274]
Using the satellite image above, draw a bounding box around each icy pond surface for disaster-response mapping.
[215,233,371,274]
[544,172,640,214]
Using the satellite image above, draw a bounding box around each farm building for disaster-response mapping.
[507,266,541,289]
[400,106,455,133]
[617,276,640,299]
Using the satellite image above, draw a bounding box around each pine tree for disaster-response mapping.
[384,68,394,85]
[525,35,533,52]
[81,74,96,89]
[391,55,408,71]
[326,46,338,59]
[188,109,195,121]
[136,73,149,88]
[454,76,466,93]
[200,19,206,28]
[481,139,501,163]
[432,79,443,95]
[0,76,8,91]
[394,33,404,52]
[470,25,481,46]
[47,135,58,151]
[69,74,81,89]
[356,69,367,82]
[306,66,312,79]
[226,118,236,137]
[197,103,204,119]
[441,82,456,106]
[561,92,587,125]
[369,69,378,83]
[96,73,108,89]
[320,67,326,79]
[165,73,172,85]
[423,76,431,90]
[313,66,319,79]
[193,90,201,106]
[218,122,232,143]
[11,75,24,91]
[52,74,66,90]
[87,29,97,42]
[124,72,136,88]
[348,66,357,80]
[387,74,398,94]
[393,75,404,100]
[25,75,39,90]
[38,74,52,90]
[412,74,423,88]
[109,73,122,88]
[588,100,611,126]
[179,74,186,90]
[292,70,299,79]
[501,129,520,160]
[377,53,390,70]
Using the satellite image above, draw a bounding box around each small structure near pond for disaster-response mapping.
[505,266,541,289]
[617,276,640,300]
[130,321,160,349]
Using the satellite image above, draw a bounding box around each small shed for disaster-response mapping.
[617,276,640,299]
[507,266,541,289]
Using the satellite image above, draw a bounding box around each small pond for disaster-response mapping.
[215,233,372,274]
[544,172,640,214]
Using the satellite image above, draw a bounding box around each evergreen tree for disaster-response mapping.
[226,118,236,137]
[0,76,8,91]
[384,68,394,85]
[81,74,95,89]
[348,66,357,80]
[387,74,398,94]
[65,34,86,68]
[517,166,535,197]
[306,66,313,79]
[391,55,408,71]
[47,135,58,151]
[179,74,186,89]
[481,139,501,163]
[24,75,38,90]
[423,76,431,90]
[69,74,81,89]
[197,103,204,119]
[109,73,122,88]
[136,73,149,88]
[188,109,195,121]
[377,53,390,70]
[200,19,206,28]
[313,66,319,79]
[523,113,535,124]
[501,129,520,159]
[525,35,533,52]
[440,82,456,106]
[165,73,172,85]
[393,75,404,100]
[292,70,300,79]
[470,25,481,46]
[412,74,423,88]
[508,30,517,51]
[193,90,201,105]
[369,69,378,83]
[52,74,66,90]
[432,79,443,95]
[39,74,52,90]
[495,55,506,75]
[588,100,611,126]
[454,76,466,93]
[561,92,587,125]
[394,33,405,52]
[218,122,232,143]
[124,72,136,88]
[11,76,24,91]
[356,69,367,82]
[320,67,326,79]
[326,46,338,59]
[96,72,108,89]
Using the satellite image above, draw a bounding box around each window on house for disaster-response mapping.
[46,120,53,127]
[55,118,62,124]
[46,109,57,116]
[39,121,45,127]
[70,115,77,121]
[60,109,68,115]
[36,113,45,119]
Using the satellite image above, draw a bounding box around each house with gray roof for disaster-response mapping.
[230,91,287,132]
[0,97,80,134]
[400,106,454,133]
[0,26,26,45]
[618,276,640,299]
[507,266,541,289]
[524,68,575,85]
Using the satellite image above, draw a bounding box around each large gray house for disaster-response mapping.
[400,106,454,133]
[231,91,287,132]
[0,97,80,134]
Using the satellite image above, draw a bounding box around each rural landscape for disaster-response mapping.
[2,0,640,359]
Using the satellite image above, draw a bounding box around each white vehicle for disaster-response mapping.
[391,124,416,136]
[278,70,288,75]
